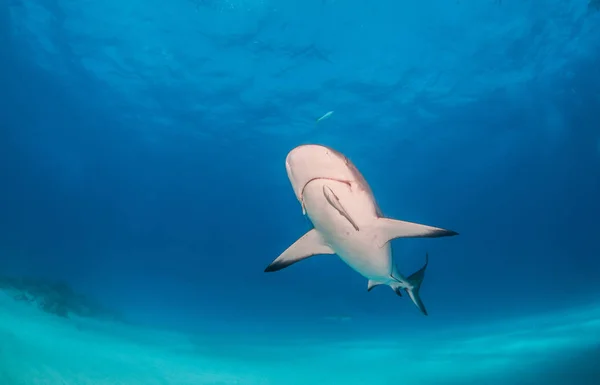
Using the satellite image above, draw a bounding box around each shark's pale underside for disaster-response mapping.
[264,144,458,315]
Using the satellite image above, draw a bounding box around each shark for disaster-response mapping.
[264,144,458,315]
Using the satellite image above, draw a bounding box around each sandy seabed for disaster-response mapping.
[1,290,599,385]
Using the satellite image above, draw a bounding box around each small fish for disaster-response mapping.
[316,110,334,122]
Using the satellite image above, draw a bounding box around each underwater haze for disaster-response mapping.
[1,0,600,384]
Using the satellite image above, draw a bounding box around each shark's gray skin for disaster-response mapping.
[264,144,458,315]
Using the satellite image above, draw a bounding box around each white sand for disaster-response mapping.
[1,290,599,385]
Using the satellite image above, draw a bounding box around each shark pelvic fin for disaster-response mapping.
[389,281,404,297]
[322,185,360,231]
[264,229,335,272]
[367,279,386,292]
[375,218,457,247]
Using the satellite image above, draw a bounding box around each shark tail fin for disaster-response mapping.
[393,252,429,316]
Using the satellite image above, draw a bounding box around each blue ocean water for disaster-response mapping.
[1,0,600,384]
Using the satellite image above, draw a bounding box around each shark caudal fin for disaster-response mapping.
[404,252,429,316]
[391,252,430,316]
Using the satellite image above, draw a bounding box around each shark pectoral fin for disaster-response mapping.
[322,185,360,231]
[264,229,335,272]
[367,279,386,292]
[376,218,458,246]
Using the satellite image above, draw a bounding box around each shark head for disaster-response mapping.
[285,144,361,204]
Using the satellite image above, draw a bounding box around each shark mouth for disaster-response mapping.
[299,177,352,214]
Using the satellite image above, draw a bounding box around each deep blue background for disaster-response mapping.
[1,0,599,334]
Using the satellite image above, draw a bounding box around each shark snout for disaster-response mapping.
[285,144,357,204]
[285,153,304,203]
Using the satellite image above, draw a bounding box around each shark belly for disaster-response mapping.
[302,179,393,281]
[265,144,460,316]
